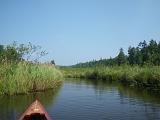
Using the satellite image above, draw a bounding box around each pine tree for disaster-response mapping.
[117,48,127,66]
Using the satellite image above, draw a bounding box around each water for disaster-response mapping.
[0,79,160,120]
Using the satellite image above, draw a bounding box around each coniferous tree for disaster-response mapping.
[138,40,148,65]
[72,39,160,68]
[128,47,136,65]
[135,47,143,65]
[117,48,127,66]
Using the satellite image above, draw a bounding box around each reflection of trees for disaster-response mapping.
[65,78,116,89]
[118,85,160,105]
[118,85,160,120]
[66,78,160,119]
[66,78,160,104]
[65,78,119,96]
[0,83,63,120]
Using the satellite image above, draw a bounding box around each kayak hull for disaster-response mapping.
[19,100,52,120]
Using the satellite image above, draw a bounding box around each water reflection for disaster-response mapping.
[0,84,62,120]
[63,79,160,120]
[66,78,160,105]
[1,79,160,120]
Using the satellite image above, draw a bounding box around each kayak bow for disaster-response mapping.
[19,100,52,120]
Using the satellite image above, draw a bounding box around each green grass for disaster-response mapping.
[0,61,63,95]
[61,66,160,90]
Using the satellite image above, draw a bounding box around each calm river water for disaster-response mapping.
[1,79,160,120]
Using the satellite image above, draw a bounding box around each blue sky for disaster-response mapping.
[0,0,160,65]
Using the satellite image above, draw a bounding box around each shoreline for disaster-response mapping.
[0,62,63,95]
[61,66,160,91]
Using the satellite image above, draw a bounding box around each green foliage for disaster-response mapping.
[0,42,62,95]
[0,61,63,95]
[0,42,48,63]
[51,59,55,65]
[70,39,160,68]
[62,66,160,90]
[117,48,127,65]
[128,47,143,65]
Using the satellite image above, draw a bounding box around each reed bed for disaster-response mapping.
[0,61,63,95]
[62,66,160,90]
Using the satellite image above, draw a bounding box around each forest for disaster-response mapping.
[62,40,160,91]
[71,40,160,67]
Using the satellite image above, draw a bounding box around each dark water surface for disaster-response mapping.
[1,79,160,120]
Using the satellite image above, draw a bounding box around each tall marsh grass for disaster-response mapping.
[0,61,63,95]
[62,66,160,90]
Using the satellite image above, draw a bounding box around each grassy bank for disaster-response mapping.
[0,61,63,95]
[61,66,160,90]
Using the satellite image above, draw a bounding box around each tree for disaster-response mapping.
[128,47,142,65]
[71,39,160,67]
[0,42,47,63]
[128,46,136,65]
[135,47,143,65]
[4,45,21,61]
[148,40,158,54]
[0,45,4,58]
[51,59,55,65]
[138,40,149,64]
[0,45,3,52]
[147,40,158,65]
[117,48,127,66]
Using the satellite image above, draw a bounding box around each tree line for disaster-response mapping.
[0,42,48,63]
[72,39,160,67]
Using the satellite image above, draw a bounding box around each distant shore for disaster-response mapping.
[61,66,160,91]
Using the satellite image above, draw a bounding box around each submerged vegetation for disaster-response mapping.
[62,40,160,91]
[0,42,62,95]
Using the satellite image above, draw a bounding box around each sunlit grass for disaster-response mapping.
[61,66,160,90]
[0,61,63,95]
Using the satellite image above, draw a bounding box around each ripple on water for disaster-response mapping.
[49,80,160,120]
[1,79,160,120]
